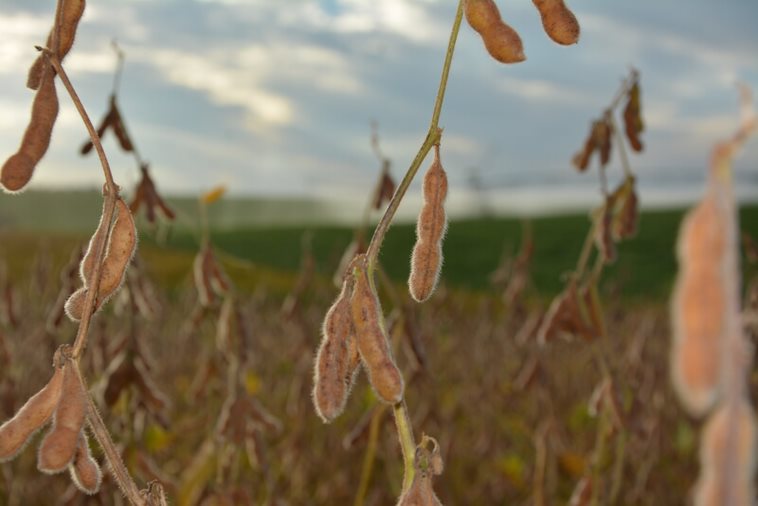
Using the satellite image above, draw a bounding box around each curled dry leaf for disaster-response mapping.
[593,196,617,264]
[373,160,396,210]
[532,0,580,45]
[350,255,404,404]
[571,115,613,172]
[1,66,59,193]
[193,244,232,307]
[80,95,134,155]
[38,361,87,474]
[536,279,596,344]
[610,176,639,241]
[409,144,448,303]
[464,0,525,64]
[313,273,362,423]
[27,0,86,90]
[623,79,645,152]
[0,360,64,462]
[130,164,176,223]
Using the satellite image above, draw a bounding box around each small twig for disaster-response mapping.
[110,39,125,96]
[43,47,123,360]
[575,224,596,279]
[41,48,117,191]
[73,363,146,506]
[365,0,463,269]
[393,399,416,493]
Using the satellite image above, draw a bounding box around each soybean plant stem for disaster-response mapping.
[42,49,117,192]
[43,50,120,360]
[393,399,417,493]
[44,46,149,505]
[365,0,463,270]
[73,363,146,506]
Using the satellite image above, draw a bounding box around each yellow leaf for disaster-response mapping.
[201,185,226,205]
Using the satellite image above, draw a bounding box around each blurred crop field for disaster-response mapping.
[0,204,756,505]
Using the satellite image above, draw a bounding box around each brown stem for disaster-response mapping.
[73,363,146,506]
[41,48,117,192]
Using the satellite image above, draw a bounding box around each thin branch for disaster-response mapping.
[41,48,117,191]
[74,363,146,506]
[365,0,464,269]
[393,399,416,493]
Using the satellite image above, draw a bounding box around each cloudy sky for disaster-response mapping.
[0,0,757,215]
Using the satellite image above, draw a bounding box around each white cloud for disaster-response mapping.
[137,48,294,129]
[495,76,594,105]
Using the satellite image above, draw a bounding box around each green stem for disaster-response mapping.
[365,0,464,270]
[393,399,416,493]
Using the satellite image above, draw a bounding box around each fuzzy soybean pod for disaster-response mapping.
[694,400,756,506]
[38,362,87,474]
[464,0,525,64]
[532,0,580,45]
[350,256,404,404]
[27,0,87,90]
[0,362,64,462]
[1,67,59,193]
[66,198,137,321]
[671,192,727,416]
[409,145,448,303]
[69,434,102,495]
[313,275,361,423]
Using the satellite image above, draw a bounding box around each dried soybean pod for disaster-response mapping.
[313,275,359,423]
[464,0,501,34]
[79,197,111,285]
[68,434,102,495]
[532,0,580,45]
[671,192,727,416]
[350,256,404,404]
[65,198,136,321]
[0,363,64,461]
[409,145,448,302]
[96,198,137,299]
[482,22,525,64]
[63,287,88,323]
[1,67,59,193]
[694,401,756,506]
[27,0,87,90]
[463,0,525,64]
[38,362,87,474]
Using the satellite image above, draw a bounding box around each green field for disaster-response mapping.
[3,200,757,302]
